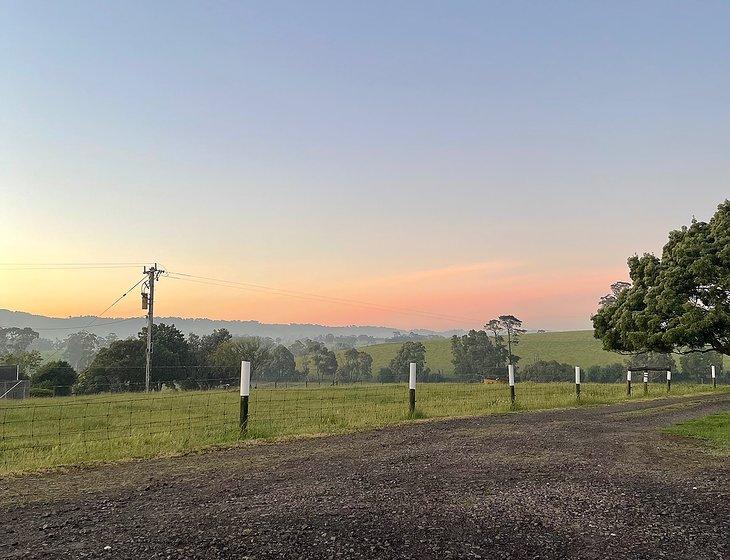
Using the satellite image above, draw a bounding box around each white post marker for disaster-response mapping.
[508,364,516,404]
[626,370,632,396]
[643,371,648,395]
[408,362,417,415]
[575,366,581,398]
[711,365,717,388]
[240,361,251,431]
[667,370,671,392]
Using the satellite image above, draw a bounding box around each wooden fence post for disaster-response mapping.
[508,364,516,405]
[240,360,251,432]
[626,370,632,396]
[408,362,416,415]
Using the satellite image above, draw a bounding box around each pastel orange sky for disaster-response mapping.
[0,258,641,331]
[2,2,729,333]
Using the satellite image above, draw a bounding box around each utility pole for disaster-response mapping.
[143,263,162,393]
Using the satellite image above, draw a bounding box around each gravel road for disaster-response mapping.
[1,393,728,559]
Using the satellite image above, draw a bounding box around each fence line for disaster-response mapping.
[1,362,725,474]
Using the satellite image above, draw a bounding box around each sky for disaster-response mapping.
[1,1,728,332]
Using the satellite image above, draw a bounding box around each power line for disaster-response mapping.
[165,270,482,325]
[32,317,144,332]
[0,264,145,271]
[0,262,147,265]
[91,277,146,323]
[165,273,478,323]
[39,275,147,361]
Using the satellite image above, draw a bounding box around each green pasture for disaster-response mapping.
[333,330,730,374]
[0,382,724,475]
[342,330,624,374]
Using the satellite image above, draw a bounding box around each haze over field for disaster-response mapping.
[2,2,729,331]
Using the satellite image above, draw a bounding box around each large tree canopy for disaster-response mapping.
[593,200,730,355]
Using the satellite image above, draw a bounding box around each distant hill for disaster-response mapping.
[0,308,463,343]
[344,331,627,374]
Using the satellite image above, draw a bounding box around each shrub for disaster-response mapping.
[584,363,625,383]
[519,360,573,382]
[32,360,78,395]
[377,367,396,383]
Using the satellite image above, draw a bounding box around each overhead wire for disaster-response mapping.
[0,264,145,271]
[165,270,482,325]
[37,275,147,361]
[32,317,144,332]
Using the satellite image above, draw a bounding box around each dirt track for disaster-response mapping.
[1,393,728,559]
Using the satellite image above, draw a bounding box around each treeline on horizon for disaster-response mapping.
[2,316,724,397]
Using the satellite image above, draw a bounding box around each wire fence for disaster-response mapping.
[0,367,725,474]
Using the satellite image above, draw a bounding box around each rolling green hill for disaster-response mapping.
[347,330,625,375]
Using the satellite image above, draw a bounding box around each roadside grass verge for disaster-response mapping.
[1,383,724,475]
[663,412,730,454]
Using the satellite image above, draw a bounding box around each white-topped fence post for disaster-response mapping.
[240,360,251,432]
[508,364,516,405]
[711,365,717,389]
[666,370,671,393]
[626,370,632,396]
[643,371,649,396]
[408,362,416,416]
[575,366,581,400]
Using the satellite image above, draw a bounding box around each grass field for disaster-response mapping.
[341,330,623,374]
[1,381,725,475]
[335,330,730,374]
[664,412,730,454]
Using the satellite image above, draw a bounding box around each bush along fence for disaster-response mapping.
[0,362,725,474]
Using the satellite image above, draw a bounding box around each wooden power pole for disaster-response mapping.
[143,263,162,393]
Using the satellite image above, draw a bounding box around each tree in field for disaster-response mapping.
[451,330,507,377]
[211,337,273,380]
[389,341,429,382]
[139,323,197,385]
[0,327,39,354]
[337,348,373,383]
[313,348,338,384]
[79,323,197,392]
[679,351,724,383]
[258,344,297,383]
[485,316,524,365]
[358,351,373,381]
[77,338,146,393]
[63,331,101,372]
[300,340,338,383]
[188,328,233,369]
[593,200,730,357]
[32,360,78,396]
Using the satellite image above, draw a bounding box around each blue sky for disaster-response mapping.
[1,1,728,330]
